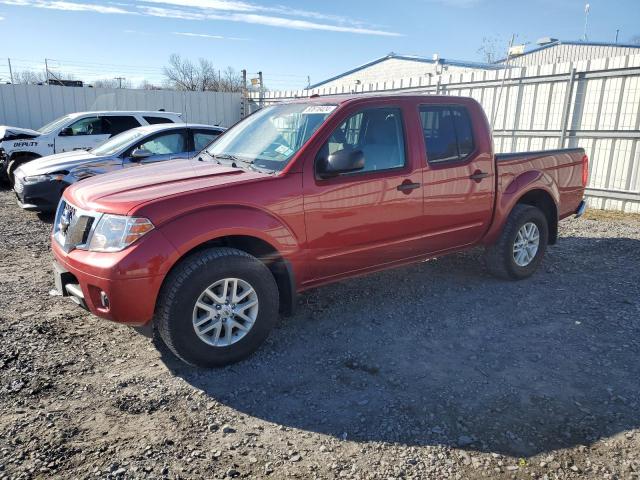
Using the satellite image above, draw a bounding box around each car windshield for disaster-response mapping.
[206,103,337,172]
[38,115,72,134]
[91,129,146,156]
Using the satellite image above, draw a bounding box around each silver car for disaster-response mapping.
[13,123,225,211]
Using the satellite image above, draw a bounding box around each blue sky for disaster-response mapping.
[0,0,639,89]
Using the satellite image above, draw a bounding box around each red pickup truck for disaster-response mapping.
[51,94,588,367]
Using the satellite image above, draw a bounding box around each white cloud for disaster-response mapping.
[214,13,403,36]
[1,0,402,36]
[0,0,134,14]
[172,30,247,40]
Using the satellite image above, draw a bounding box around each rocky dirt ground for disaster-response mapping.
[0,188,639,480]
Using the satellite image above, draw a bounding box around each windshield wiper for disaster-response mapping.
[197,151,220,164]
[203,153,276,174]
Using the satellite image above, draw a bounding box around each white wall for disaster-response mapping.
[0,84,242,130]
[507,44,640,67]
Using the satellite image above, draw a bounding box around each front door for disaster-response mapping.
[55,116,110,153]
[123,129,189,166]
[302,103,425,283]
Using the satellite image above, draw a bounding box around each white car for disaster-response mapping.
[0,110,183,183]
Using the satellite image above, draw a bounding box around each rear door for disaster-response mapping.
[417,102,494,252]
[191,128,223,156]
[54,115,110,153]
[302,101,426,283]
[102,115,142,139]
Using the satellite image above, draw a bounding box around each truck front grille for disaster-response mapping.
[53,200,98,252]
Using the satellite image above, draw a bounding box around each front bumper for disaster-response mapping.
[14,177,67,211]
[51,232,175,326]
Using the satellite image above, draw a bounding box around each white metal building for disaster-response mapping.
[501,39,640,67]
[308,53,502,92]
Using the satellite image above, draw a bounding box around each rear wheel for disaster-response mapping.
[485,204,549,280]
[155,247,279,367]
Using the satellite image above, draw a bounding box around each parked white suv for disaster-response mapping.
[0,110,183,183]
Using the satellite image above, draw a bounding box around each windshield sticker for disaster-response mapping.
[302,105,337,114]
[275,145,294,156]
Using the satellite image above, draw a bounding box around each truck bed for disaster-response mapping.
[495,147,586,221]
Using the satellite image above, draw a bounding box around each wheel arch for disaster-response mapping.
[514,188,558,245]
[9,151,41,161]
[158,233,297,317]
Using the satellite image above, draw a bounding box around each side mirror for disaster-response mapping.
[59,127,73,137]
[130,148,153,160]
[317,149,364,179]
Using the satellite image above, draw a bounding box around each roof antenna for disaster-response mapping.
[491,34,515,129]
[582,3,590,42]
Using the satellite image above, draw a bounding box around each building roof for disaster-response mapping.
[309,53,503,89]
[496,39,640,63]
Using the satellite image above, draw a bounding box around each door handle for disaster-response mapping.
[397,181,421,193]
[469,170,490,182]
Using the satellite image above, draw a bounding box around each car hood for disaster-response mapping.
[67,159,269,214]
[0,125,42,142]
[18,150,105,176]
[0,126,41,142]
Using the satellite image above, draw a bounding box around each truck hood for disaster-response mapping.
[0,126,41,141]
[67,159,268,214]
[18,150,103,176]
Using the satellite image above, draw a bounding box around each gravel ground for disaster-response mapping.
[1,187,639,480]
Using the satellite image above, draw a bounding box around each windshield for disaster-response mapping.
[91,129,146,156]
[38,115,72,134]
[206,103,337,172]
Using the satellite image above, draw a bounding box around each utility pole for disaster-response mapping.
[114,77,125,88]
[44,58,50,83]
[7,58,14,84]
[615,29,620,44]
[258,71,263,108]
[241,69,247,118]
[306,75,311,89]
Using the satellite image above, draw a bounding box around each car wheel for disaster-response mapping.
[155,247,279,367]
[485,204,549,280]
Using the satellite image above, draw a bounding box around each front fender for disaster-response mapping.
[157,204,302,265]
[483,170,559,246]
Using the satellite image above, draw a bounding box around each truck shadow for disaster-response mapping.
[160,235,640,457]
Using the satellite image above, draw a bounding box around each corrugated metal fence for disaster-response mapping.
[0,84,243,129]
[250,53,640,213]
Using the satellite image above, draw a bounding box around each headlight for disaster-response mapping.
[23,173,65,184]
[87,214,154,252]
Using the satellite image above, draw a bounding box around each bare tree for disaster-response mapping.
[220,67,244,92]
[477,36,501,63]
[163,54,244,92]
[163,54,217,91]
[92,78,132,89]
[14,69,47,84]
[139,80,163,90]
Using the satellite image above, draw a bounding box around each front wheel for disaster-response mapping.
[155,247,279,367]
[485,204,549,280]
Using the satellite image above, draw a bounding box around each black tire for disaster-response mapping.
[155,247,279,367]
[485,204,549,280]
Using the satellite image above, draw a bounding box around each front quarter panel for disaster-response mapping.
[134,172,307,281]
